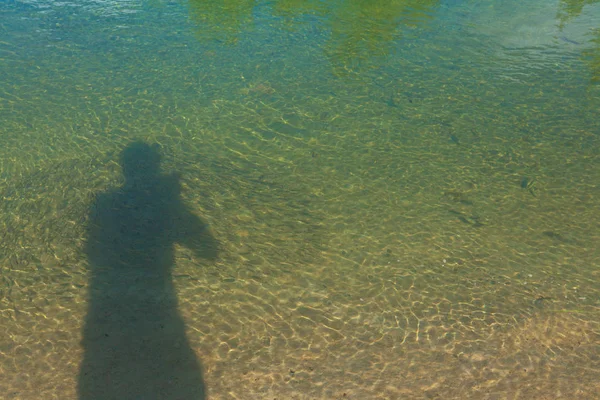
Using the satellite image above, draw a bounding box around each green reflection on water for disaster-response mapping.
[557,0,600,27]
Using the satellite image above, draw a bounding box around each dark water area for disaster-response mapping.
[1,0,600,398]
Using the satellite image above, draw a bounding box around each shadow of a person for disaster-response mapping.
[78,142,217,400]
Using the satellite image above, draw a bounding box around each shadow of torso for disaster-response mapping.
[78,158,216,400]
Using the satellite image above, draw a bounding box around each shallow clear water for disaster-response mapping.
[1,0,600,399]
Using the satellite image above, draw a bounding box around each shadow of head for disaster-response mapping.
[120,141,162,182]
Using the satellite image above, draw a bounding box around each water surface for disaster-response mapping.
[1,0,600,398]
